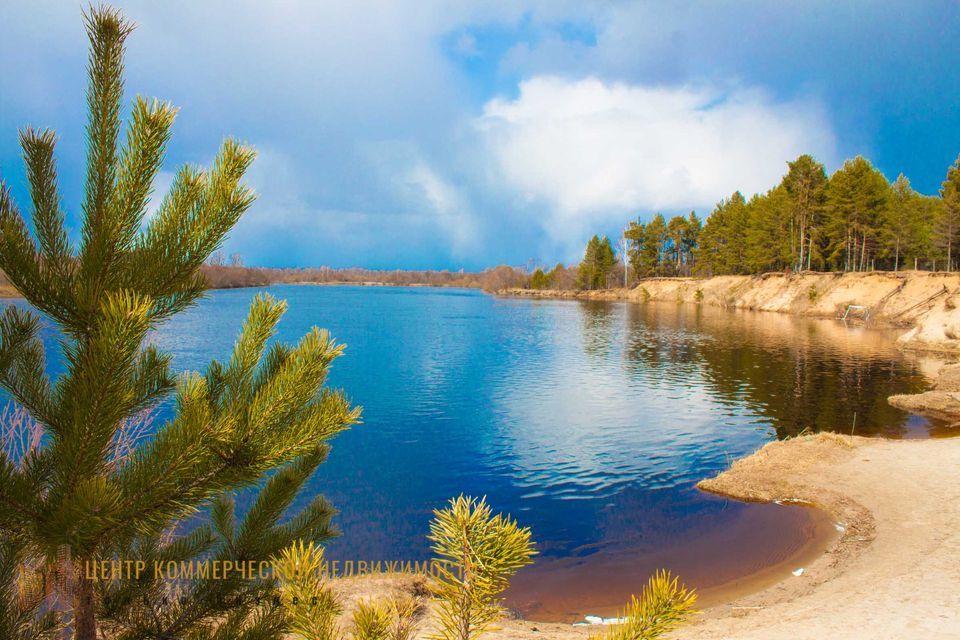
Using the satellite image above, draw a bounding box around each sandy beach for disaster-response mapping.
[685,434,960,639]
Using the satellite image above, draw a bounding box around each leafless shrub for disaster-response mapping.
[0,402,43,465]
[197,264,534,291]
[0,401,154,470]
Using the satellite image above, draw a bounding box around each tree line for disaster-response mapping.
[200,262,531,291]
[530,153,960,290]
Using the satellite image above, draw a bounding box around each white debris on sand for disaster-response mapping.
[574,615,628,626]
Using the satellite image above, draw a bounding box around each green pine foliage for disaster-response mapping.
[428,495,536,640]
[388,594,424,640]
[822,156,890,272]
[578,235,617,289]
[588,571,697,640]
[0,6,359,639]
[938,155,960,271]
[882,174,928,271]
[743,186,795,273]
[624,220,647,279]
[529,268,550,290]
[642,214,668,276]
[351,600,393,640]
[274,540,343,640]
[665,215,688,274]
[587,151,960,286]
[349,596,423,640]
[0,538,61,640]
[696,192,748,275]
[783,154,828,271]
[97,445,344,639]
[683,212,702,274]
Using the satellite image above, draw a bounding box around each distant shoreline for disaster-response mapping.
[0,280,481,299]
[197,263,528,291]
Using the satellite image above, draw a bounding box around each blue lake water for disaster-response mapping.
[3,284,942,619]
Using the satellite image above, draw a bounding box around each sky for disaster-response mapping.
[1,1,958,270]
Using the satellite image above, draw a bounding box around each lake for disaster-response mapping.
[3,285,944,620]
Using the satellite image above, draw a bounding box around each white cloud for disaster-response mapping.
[215,146,480,268]
[5,1,903,268]
[401,163,479,256]
[476,76,838,253]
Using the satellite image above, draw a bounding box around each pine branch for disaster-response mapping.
[223,294,288,406]
[19,128,73,271]
[79,5,133,290]
[110,97,177,255]
[0,308,56,429]
[428,496,536,640]
[0,184,68,325]
[48,291,156,507]
[274,494,337,544]
[587,571,697,640]
[0,538,62,640]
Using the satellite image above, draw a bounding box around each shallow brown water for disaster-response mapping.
[506,501,837,621]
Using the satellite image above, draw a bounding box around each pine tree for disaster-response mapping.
[682,212,702,275]
[823,157,890,272]
[529,268,549,290]
[938,156,960,271]
[428,496,535,640]
[595,236,616,287]
[696,193,747,275]
[744,187,794,273]
[588,571,697,640]
[911,194,941,270]
[0,7,359,638]
[273,541,342,640]
[546,262,574,290]
[96,447,344,639]
[665,216,689,275]
[624,221,647,279]
[641,214,667,276]
[783,155,827,271]
[578,236,600,290]
[577,236,616,289]
[882,174,924,271]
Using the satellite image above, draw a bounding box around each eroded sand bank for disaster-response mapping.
[501,271,960,353]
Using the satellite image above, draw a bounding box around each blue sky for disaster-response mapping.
[1,1,958,270]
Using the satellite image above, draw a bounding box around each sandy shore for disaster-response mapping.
[329,433,960,640]
[685,434,960,639]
